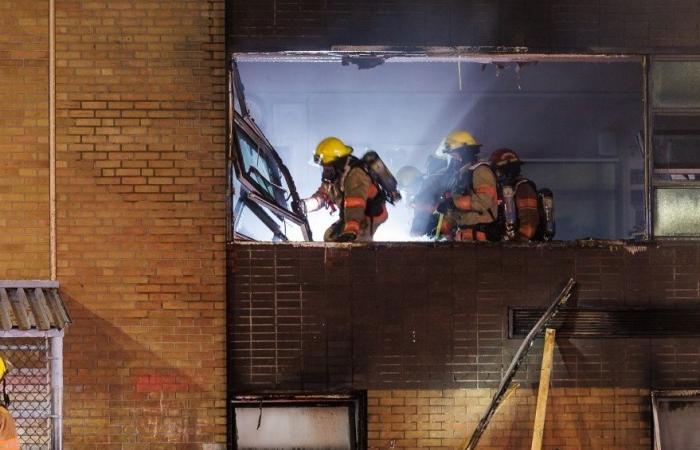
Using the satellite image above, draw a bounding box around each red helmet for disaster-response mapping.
[489,148,523,168]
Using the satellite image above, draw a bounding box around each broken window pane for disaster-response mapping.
[235,406,353,450]
[237,130,281,199]
[653,114,700,182]
[652,61,700,108]
[653,188,700,236]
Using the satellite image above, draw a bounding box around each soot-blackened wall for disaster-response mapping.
[229,241,700,393]
[228,0,700,52]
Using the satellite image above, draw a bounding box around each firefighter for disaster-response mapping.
[434,131,498,241]
[302,137,388,242]
[0,356,19,450]
[396,165,423,200]
[408,138,460,237]
[489,148,540,241]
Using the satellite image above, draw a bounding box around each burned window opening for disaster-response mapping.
[230,53,645,242]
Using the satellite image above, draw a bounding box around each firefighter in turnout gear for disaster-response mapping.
[0,356,19,450]
[434,131,498,241]
[489,148,540,241]
[408,136,460,237]
[302,137,388,242]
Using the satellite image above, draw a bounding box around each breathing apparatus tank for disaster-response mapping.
[538,188,555,241]
[361,151,402,204]
[501,184,517,241]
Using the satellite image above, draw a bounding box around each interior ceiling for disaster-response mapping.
[237,59,642,165]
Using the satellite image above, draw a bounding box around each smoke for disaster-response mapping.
[236,59,643,241]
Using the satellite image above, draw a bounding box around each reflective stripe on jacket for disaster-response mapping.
[447,163,498,227]
[316,165,387,242]
[514,179,540,241]
[0,407,19,450]
[340,167,387,240]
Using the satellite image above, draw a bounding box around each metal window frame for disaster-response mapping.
[647,55,700,239]
[227,57,312,242]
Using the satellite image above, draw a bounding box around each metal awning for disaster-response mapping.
[0,281,71,331]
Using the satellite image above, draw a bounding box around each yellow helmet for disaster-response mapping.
[314,137,353,165]
[0,356,13,380]
[443,130,479,152]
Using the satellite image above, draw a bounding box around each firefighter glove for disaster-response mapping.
[436,196,454,215]
[292,198,305,215]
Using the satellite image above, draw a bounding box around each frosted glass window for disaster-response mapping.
[652,61,700,108]
[653,188,700,236]
[235,406,353,449]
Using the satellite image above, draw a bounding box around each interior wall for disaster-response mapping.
[236,60,643,240]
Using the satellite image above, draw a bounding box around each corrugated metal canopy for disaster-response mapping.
[0,282,71,331]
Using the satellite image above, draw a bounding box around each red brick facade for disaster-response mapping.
[0,0,50,279]
[230,242,700,449]
[367,389,649,450]
[2,0,697,449]
[2,0,227,448]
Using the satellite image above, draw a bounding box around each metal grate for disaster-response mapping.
[510,308,700,338]
[0,338,52,449]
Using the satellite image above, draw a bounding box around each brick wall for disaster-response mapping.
[54,0,227,448]
[367,388,649,450]
[0,0,50,279]
[229,241,700,449]
[229,0,700,53]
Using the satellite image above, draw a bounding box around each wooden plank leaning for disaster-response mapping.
[463,277,575,450]
[530,328,556,450]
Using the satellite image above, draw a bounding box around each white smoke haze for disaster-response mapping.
[236,59,644,241]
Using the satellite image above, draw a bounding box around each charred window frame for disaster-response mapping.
[227,50,649,241]
[226,57,312,242]
[648,56,700,238]
[231,392,367,450]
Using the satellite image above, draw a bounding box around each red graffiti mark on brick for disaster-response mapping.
[135,374,188,393]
